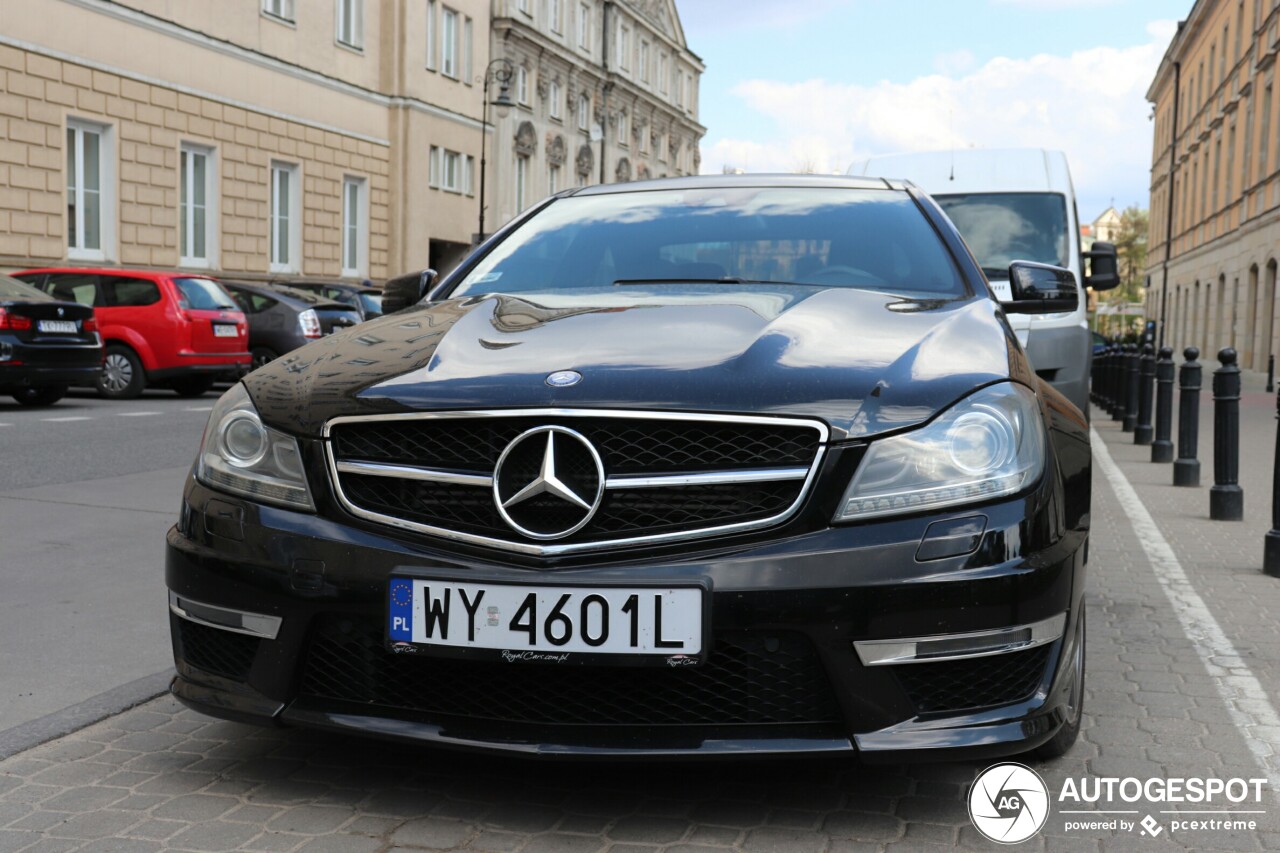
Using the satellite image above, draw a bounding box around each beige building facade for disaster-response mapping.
[1146,0,1280,370]
[0,0,492,282]
[487,0,705,229]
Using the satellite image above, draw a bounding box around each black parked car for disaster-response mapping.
[269,279,383,320]
[221,281,362,369]
[167,175,1091,762]
[0,274,101,406]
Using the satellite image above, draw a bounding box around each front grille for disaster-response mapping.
[177,619,260,681]
[893,646,1052,714]
[298,616,842,727]
[327,411,826,554]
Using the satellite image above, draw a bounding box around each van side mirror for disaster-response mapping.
[1083,241,1120,291]
[380,269,438,314]
[1003,261,1080,315]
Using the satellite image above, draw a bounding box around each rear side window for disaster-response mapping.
[43,273,103,307]
[107,277,161,307]
[0,275,52,301]
[174,278,237,310]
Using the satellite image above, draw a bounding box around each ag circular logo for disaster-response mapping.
[493,426,604,540]
[968,763,1050,844]
[545,370,582,387]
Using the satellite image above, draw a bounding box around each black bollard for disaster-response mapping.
[1135,343,1156,445]
[1210,347,1244,521]
[1174,347,1202,487]
[1123,344,1140,433]
[1265,386,1280,577]
[1269,354,1275,394]
[1152,346,1175,463]
[1101,345,1114,415]
[1112,344,1128,422]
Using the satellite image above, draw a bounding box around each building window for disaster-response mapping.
[464,16,473,82]
[342,177,366,277]
[550,0,562,33]
[269,162,300,273]
[180,145,215,267]
[66,120,112,260]
[578,2,591,51]
[549,163,561,195]
[618,111,628,145]
[1260,81,1273,182]
[639,40,650,84]
[430,146,471,194]
[519,0,531,13]
[336,0,363,49]
[516,154,529,211]
[550,81,562,119]
[441,7,458,77]
[658,53,668,93]
[578,93,590,131]
[426,0,436,69]
[263,0,294,22]
[517,67,529,105]
[617,23,631,70]
[672,67,682,105]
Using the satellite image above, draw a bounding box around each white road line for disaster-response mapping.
[0,423,11,428]
[41,416,91,422]
[117,411,161,417]
[183,406,213,412]
[1093,428,1280,794]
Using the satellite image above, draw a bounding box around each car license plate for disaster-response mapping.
[213,323,238,337]
[37,320,77,334]
[388,578,702,659]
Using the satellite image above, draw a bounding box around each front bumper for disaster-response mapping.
[167,464,1087,760]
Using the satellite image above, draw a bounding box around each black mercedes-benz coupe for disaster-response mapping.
[166,175,1091,761]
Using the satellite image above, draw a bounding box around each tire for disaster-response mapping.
[251,347,278,370]
[96,344,145,399]
[1032,606,1085,760]
[12,385,68,407]
[170,376,216,398]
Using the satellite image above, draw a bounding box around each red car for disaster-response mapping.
[13,269,249,398]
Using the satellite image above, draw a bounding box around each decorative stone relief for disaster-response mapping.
[576,143,594,178]
[636,162,651,180]
[615,157,632,182]
[515,121,538,156]
[546,134,567,166]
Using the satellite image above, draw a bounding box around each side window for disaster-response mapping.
[12,273,47,289]
[107,277,161,307]
[250,293,279,314]
[45,273,103,307]
[226,288,253,313]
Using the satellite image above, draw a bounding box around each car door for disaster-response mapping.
[98,274,168,369]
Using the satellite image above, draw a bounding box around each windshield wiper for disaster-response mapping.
[613,277,747,286]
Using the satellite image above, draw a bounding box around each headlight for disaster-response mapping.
[196,383,315,511]
[835,382,1044,522]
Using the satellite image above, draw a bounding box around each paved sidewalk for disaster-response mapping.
[2,386,1280,850]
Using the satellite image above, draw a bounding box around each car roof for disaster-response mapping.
[223,279,353,310]
[13,267,217,280]
[850,149,1072,195]
[564,173,908,197]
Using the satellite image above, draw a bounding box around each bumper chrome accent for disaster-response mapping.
[169,591,282,640]
[854,612,1066,666]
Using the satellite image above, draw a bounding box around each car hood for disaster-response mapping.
[243,286,1029,440]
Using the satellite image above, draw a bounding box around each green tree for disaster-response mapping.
[1095,206,1147,336]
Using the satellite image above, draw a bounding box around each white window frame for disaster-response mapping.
[550,81,562,119]
[336,0,364,49]
[179,143,217,269]
[441,7,458,78]
[517,66,530,105]
[658,52,668,93]
[618,23,631,70]
[431,147,465,193]
[578,93,590,131]
[549,163,561,196]
[426,0,436,69]
[269,161,301,273]
[341,176,368,278]
[578,2,591,51]
[463,16,473,83]
[617,111,628,145]
[66,119,114,262]
[516,154,529,211]
[549,0,563,33]
[639,40,650,84]
[262,0,295,22]
[518,0,531,15]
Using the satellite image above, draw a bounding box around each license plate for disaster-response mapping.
[37,320,77,334]
[388,579,703,659]
[213,324,238,338]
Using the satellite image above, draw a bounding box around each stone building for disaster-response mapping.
[486,0,705,229]
[1145,0,1280,370]
[0,0,491,282]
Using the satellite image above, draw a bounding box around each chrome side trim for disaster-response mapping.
[604,467,810,489]
[323,409,829,557]
[854,613,1067,666]
[169,591,282,640]
[336,460,494,488]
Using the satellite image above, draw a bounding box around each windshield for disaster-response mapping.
[0,274,52,302]
[175,277,237,310]
[359,292,382,314]
[451,187,966,298]
[933,192,1069,276]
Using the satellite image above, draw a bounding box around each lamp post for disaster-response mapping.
[477,58,515,245]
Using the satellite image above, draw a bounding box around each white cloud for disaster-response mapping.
[675,0,855,32]
[702,22,1179,214]
[934,49,976,75]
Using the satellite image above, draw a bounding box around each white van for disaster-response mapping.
[850,148,1117,416]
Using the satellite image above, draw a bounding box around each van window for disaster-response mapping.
[44,273,104,307]
[174,278,237,310]
[108,278,162,307]
[934,193,1068,277]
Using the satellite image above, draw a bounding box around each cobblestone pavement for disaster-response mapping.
[3,385,1280,851]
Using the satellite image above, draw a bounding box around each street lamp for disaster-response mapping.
[478,58,515,244]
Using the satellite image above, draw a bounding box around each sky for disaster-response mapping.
[676,0,1181,221]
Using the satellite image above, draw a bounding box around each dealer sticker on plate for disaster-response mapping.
[388,578,702,658]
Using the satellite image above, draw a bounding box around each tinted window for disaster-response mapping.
[0,274,53,302]
[934,193,1069,275]
[174,278,237,310]
[358,292,382,314]
[452,187,965,298]
[108,277,161,307]
[44,274,103,307]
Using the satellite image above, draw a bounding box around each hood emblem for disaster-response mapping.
[545,370,582,388]
[493,426,604,540]
[57,307,65,317]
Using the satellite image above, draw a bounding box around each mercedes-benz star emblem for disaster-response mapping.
[545,370,582,388]
[493,426,605,540]
[57,307,64,317]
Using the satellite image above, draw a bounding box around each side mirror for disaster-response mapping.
[1083,241,1120,291]
[1002,261,1080,315]
[380,269,438,314]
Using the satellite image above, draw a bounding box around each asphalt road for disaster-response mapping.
[0,387,215,731]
